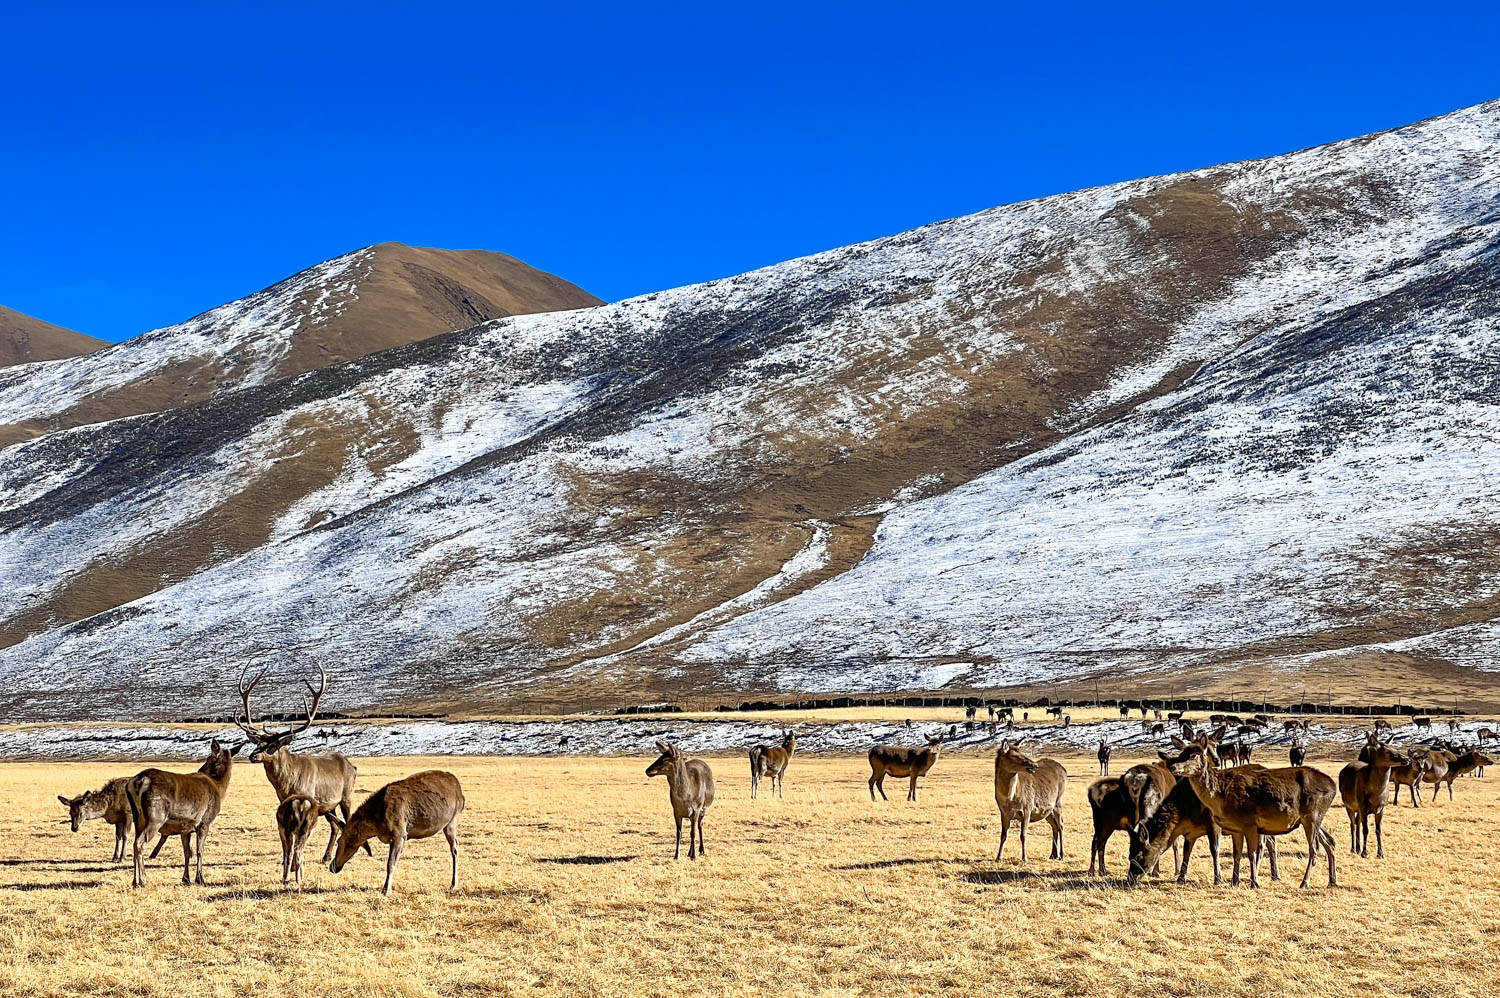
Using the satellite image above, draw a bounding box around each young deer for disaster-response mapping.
[58,778,168,862]
[234,666,364,864]
[276,795,330,886]
[992,740,1066,862]
[330,770,465,894]
[748,730,796,799]
[1338,735,1407,858]
[1097,740,1112,776]
[1388,751,1430,807]
[868,733,944,802]
[1127,775,1222,885]
[646,741,715,860]
[125,739,235,888]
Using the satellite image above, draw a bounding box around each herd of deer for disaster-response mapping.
[55,685,1497,890]
[57,669,463,894]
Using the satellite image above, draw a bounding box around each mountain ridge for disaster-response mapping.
[2,100,1498,719]
[0,305,107,369]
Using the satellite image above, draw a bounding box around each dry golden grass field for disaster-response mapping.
[3,753,1498,998]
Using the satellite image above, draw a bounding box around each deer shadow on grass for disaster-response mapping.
[203,886,342,902]
[834,857,964,871]
[3,880,104,891]
[536,854,638,866]
[963,869,1117,891]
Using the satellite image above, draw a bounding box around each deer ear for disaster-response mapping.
[58,795,71,806]
[654,740,669,754]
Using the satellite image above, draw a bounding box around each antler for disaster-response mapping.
[287,666,327,736]
[232,665,268,738]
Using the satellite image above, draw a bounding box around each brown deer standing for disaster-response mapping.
[276,795,328,886]
[748,730,796,799]
[125,739,235,888]
[1417,748,1458,802]
[646,741,715,859]
[868,733,944,802]
[1097,740,1112,776]
[1338,735,1408,858]
[233,665,364,864]
[58,778,168,862]
[1432,749,1495,800]
[1187,761,1337,888]
[1388,751,1430,807]
[992,741,1066,862]
[330,770,464,894]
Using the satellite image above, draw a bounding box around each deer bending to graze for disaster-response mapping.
[1097,740,1112,776]
[647,741,715,860]
[125,739,235,888]
[1127,774,1222,885]
[330,770,464,893]
[1433,749,1495,800]
[1478,727,1496,745]
[1188,762,1337,888]
[277,795,331,886]
[1339,735,1408,858]
[869,734,944,802]
[748,730,796,799]
[58,778,168,862]
[992,741,1066,863]
[234,665,365,864]
[1087,776,1173,877]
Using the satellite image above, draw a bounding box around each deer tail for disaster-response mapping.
[125,774,147,835]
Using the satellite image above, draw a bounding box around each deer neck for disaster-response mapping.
[261,748,298,790]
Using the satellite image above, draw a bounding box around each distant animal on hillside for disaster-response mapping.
[331,770,465,891]
[869,734,945,802]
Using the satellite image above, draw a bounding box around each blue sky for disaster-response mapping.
[3,3,1497,342]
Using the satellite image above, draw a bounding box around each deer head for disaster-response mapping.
[646,740,682,777]
[232,665,327,763]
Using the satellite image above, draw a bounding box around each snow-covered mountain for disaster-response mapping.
[3,101,1498,720]
[0,242,600,448]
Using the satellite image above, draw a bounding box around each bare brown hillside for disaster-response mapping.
[0,305,106,368]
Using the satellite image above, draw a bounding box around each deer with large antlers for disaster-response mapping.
[233,665,366,865]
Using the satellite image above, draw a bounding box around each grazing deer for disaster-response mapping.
[233,665,363,864]
[1097,740,1112,776]
[125,739,235,888]
[1339,736,1407,858]
[748,730,796,799]
[1433,749,1495,800]
[869,733,944,802]
[1127,775,1222,885]
[276,795,329,886]
[1187,762,1338,888]
[1374,718,1392,734]
[1477,727,1495,745]
[330,770,465,893]
[992,741,1066,862]
[58,778,168,862]
[1150,722,1165,737]
[646,742,714,860]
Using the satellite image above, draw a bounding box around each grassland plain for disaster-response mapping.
[2,753,1498,998]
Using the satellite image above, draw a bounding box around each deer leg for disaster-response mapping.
[322,812,340,864]
[132,820,151,888]
[1088,830,1101,875]
[1048,812,1063,859]
[1207,825,1222,886]
[697,812,707,856]
[673,815,682,859]
[114,823,126,863]
[1018,815,1028,863]
[1359,814,1371,858]
[1374,809,1385,859]
[382,836,405,895]
[194,828,207,886]
[180,833,193,886]
[1229,834,1242,886]
[1267,835,1280,881]
[1246,830,1262,888]
[1177,837,1195,883]
[281,828,293,884]
[908,775,918,802]
[445,820,459,889]
[149,834,169,859]
[995,818,1008,862]
[1346,809,1357,854]
[1168,838,1180,877]
[687,812,697,861]
[1296,824,1317,888]
[1448,779,1454,802]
